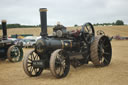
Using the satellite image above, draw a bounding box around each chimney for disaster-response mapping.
[1,20,7,40]
[39,8,47,36]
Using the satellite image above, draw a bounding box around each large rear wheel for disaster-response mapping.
[90,35,112,66]
[50,49,70,78]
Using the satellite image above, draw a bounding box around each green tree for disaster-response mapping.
[74,24,78,27]
[115,20,124,25]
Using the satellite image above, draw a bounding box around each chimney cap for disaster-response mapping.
[2,20,6,23]
[39,8,47,12]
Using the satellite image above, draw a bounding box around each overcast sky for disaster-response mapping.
[0,0,128,26]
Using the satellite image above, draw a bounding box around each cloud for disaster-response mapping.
[0,0,128,26]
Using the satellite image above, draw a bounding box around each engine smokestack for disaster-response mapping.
[1,20,7,40]
[39,8,47,36]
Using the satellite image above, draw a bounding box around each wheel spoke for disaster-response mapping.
[85,26,89,32]
[34,53,38,60]
[31,53,35,60]
[58,67,62,76]
[28,58,32,61]
[56,59,66,76]
[30,67,34,73]
[59,66,64,76]
[102,44,109,49]
[55,67,60,75]
[27,64,32,67]
[35,54,39,60]
[103,56,109,64]
[27,62,32,64]
[100,39,106,45]
[34,68,37,73]
[30,54,33,60]
[104,52,110,55]
[15,57,19,61]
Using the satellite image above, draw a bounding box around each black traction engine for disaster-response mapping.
[0,20,23,62]
[23,8,112,78]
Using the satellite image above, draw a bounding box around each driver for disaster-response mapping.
[53,22,66,32]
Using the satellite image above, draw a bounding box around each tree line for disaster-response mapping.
[0,20,125,29]
[0,24,39,29]
[0,24,54,29]
[74,20,125,27]
[93,20,124,26]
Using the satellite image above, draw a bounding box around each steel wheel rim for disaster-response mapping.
[26,51,43,76]
[10,47,20,62]
[54,51,69,77]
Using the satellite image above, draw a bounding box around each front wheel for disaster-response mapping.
[7,45,23,62]
[50,49,70,78]
[23,50,43,77]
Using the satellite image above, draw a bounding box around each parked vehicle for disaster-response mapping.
[20,36,41,48]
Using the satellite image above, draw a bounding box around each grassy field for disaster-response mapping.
[0,25,128,37]
[0,26,128,85]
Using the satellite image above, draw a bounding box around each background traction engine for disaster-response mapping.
[0,20,23,62]
[23,8,112,78]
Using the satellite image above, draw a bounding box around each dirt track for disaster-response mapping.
[0,40,128,85]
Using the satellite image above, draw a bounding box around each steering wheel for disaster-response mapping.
[81,22,95,44]
[97,30,105,35]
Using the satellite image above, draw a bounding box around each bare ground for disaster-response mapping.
[0,40,128,85]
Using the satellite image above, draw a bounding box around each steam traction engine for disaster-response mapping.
[23,8,112,78]
[0,20,23,62]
